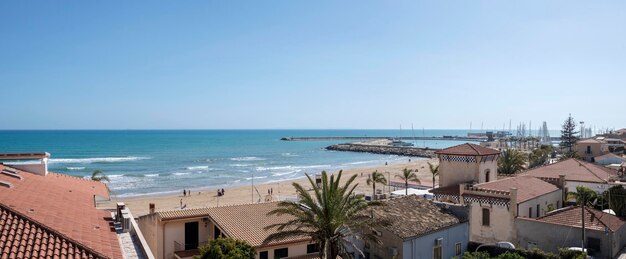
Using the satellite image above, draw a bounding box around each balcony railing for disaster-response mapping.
[174,241,208,252]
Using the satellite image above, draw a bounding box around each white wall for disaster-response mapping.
[517,190,562,219]
[469,203,513,244]
[255,242,312,259]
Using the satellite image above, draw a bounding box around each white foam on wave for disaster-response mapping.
[173,172,190,176]
[186,166,209,170]
[281,153,299,157]
[230,157,265,161]
[256,164,330,171]
[345,160,379,165]
[271,170,300,176]
[145,174,159,177]
[50,156,149,164]
[66,167,86,170]
[245,176,267,180]
[229,163,250,167]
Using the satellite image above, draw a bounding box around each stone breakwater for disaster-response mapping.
[326,143,437,158]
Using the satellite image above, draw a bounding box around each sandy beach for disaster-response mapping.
[111,158,438,216]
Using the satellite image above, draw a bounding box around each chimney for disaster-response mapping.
[149,203,155,214]
[459,183,466,205]
[509,187,518,218]
[559,174,567,204]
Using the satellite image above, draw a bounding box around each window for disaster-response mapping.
[482,208,490,226]
[433,246,442,259]
[529,207,532,218]
[259,251,268,259]
[557,201,560,209]
[586,146,591,154]
[485,170,490,182]
[213,225,221,239]
[455,242,462,256]
[274,248,288,259]
[536,204,540,217]
[306,244,319,254]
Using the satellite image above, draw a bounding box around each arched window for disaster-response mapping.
[485,169,490,182]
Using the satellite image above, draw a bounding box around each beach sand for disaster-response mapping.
[110,158,438,216]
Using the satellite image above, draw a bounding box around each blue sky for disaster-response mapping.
[1,1,624,130]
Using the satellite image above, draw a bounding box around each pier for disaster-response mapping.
[326,143,438,158]
[281,136,483,142]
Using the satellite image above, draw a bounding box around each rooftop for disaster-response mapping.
[577,138,606,144]
[372,195,462,240]
[155,202,309,248]
[594,153,625,161]
[435,143,500,156]
[519,206,626,232]
[0,203,106,258]
[520,158,616,184]
[471,175,559,203]
[0,164,122,258]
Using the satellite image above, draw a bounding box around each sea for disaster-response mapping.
[0,129,486,197]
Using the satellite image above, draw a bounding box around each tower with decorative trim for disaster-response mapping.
[435,143,501,188]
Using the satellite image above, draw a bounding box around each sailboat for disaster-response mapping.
[390,124,414,147]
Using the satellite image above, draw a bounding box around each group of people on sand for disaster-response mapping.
[217,188,225,196]
[182,189,192,196]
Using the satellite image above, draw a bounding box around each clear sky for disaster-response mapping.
[1,1,624,130]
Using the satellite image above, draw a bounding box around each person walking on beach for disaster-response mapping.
[180,199,183,208]
[221,188,225,195]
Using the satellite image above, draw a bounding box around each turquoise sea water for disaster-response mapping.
[0,130,481,197]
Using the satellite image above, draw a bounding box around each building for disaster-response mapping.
[138,202,317,259]
[0,153,153,258]
[517,206,626,259]
[461,175,562,245]
[575,137,625,162]
[434,143,500,188]
[593,153,625,166]
[520,158,618,194]
[359,195,469,259]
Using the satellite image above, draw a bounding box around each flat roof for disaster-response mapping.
[0,152,50,160]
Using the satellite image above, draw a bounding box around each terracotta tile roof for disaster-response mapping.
[0,203,106,258]
[577,138,605,144]
[520,158,616,184]
[157,202,309,248]
[372,195,462,240]
[429,184,461,197]
[0,165,121,258]
[522,206,626,232]
[472,175,559,203]
[435,143,500,156]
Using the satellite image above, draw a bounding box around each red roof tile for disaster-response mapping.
[0,165,121,258]
[521,158,617,184]
[472,175,560,203]
[523,206,626,232]
[435,143,500,156]
[0,203,104,258]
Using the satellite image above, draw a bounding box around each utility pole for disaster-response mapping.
[582,197,586,250]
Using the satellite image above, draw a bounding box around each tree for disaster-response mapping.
[528,145,553,169]
[395,168,420,195]
[263,170,386,259]
[366,170,388,200]
[90,170,110,182]
[568,186,597,207]
[604,185,626,217]
[427,162,439,190]
[560,114,579,157]
[498,149,527,175]
[196,238,255,259]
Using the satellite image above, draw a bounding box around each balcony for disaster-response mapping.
[174,241,207,259]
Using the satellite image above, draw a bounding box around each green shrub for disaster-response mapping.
[558,248,586,259]
[196,238,255,259]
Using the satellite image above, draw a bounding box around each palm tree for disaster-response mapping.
[568,186,598,207]
[395,168,420,195]
[497,149,527,175]
[91,170,110,182]
[427,162,439,190]
[366,170,387,200]
[263,170,386,259]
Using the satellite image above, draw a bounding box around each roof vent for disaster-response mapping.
[0,180,12,188]
[0,170,22,180]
